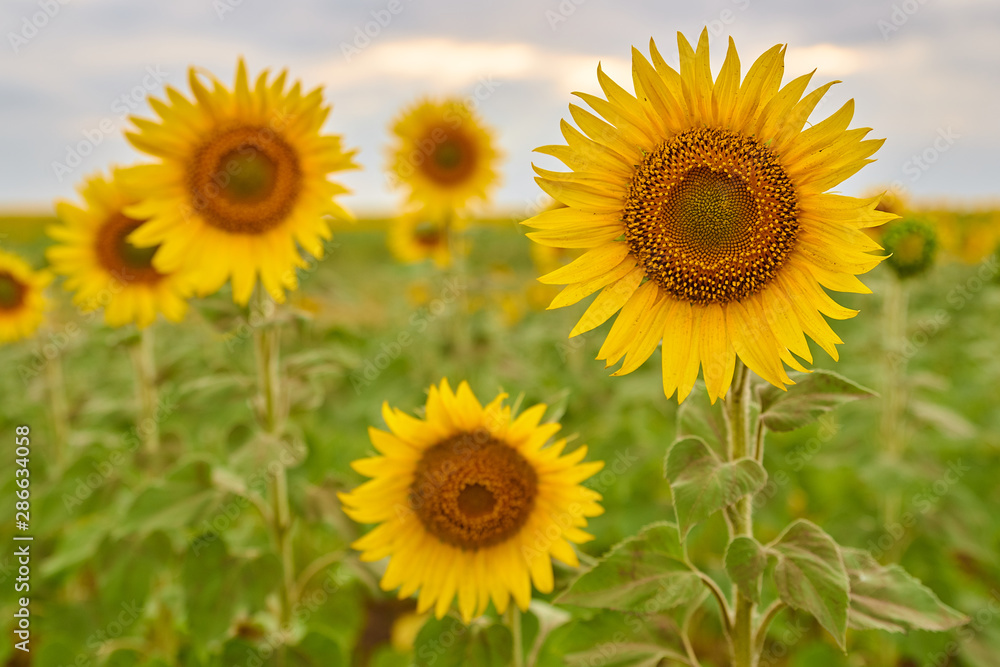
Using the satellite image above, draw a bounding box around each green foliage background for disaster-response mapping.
[1,218,998,666]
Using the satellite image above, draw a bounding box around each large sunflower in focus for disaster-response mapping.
[388,99,501,215]
[340,379,603,622]
[0,250,50,344]
[121,59,358,305]
[524,30,894,404]
[50,170,190,328]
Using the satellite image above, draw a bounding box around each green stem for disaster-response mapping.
[877,278,908,666]
[129,326,159,460]
[252,288,294,659]
[725,361,756,667]
[508,606,524,667]
[445,208,471,362]
[45,344,69,467]
[880,277,909,534]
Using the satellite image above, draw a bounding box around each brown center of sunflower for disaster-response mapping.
[188,125,302,234]
[623,128,799,304]
[95,212,165,284]
[0,272,27,311]
[413,221,444,248]
[409,429,538,550]
[420,126,477,186]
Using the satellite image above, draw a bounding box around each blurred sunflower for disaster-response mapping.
[388,210,452,268]
[340,379,604,622]
[0,250,50,344]
[882,217,938,279]
[388,99,501,215]
[121,59,358,305]
[524,30,893,403]
[49,170,191,328]
[864,187,910,243]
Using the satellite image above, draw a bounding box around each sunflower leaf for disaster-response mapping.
[769,519,850,649]
[675,382,727,457]
[664,436,768,540]
[556,522,703,613]
[725,536,767,604]
[842,548,968,633]
[757,369,876,432]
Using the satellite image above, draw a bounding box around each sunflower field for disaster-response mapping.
[2,11,999,667]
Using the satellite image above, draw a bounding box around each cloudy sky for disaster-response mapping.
[1,0,997,215]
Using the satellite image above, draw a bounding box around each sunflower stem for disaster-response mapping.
[725,361,757,667]
[252,288,295,658]
[508,606,524,667]
[880,276,909,540]
[129,326,159,461]
[444,208,472,362]
[45,342,69,468]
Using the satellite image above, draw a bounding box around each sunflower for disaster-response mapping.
[49,170,191,328]
[0,250,50,344]
[523,30,894,404]
[120,59,358,305]
[882,217,937,279]
[388,99,501,216]
[340,379,604,622]
[388,210,453,268]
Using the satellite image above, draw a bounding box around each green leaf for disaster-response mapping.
[770,520,850,648]
[288,631,346,666]
[116,458,220,537]
[664,436,767,539]
[842,548,969,633]
[566,643,689,667]
[675,384,727,457]
[557,522,702,613]
[757,370,876,432]
[413,617,511,667]
[725,536,767,604]
[182,537,241,645]
[535,609,687,667]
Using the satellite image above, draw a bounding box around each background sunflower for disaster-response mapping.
[388,98,501,217]
[49,170,191,329]
[0,249,50,343]
[121,59,359,305]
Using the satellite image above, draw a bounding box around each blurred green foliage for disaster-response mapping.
[0,220,998,666]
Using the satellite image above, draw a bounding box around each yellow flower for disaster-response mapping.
[0,250,50,344]
[524,30,893,404]
[121,59,358,305]
[388,210,453,268]
[49,170,191,328]
[340,379,604,622]
[388,99,501,215]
